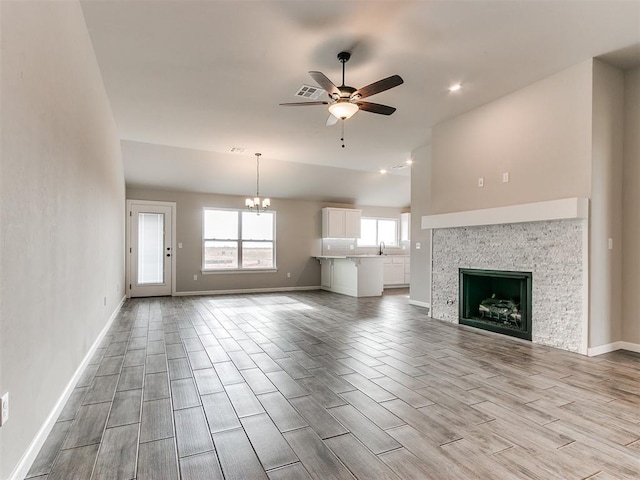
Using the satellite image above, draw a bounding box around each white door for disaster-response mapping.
[129,202,173,297]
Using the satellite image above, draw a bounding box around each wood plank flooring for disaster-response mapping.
[26,289,640,479]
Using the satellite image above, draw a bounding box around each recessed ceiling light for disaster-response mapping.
[448,83,462,93]
[380,169,388,174]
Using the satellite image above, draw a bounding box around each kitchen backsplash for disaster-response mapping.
[321,238,410,256]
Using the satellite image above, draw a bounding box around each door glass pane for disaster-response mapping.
[242,241,273,268]
[204,241,238,269]
[138,212,164,284]
[378,220,398,245]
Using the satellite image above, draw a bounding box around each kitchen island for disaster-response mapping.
[315,255,384,297]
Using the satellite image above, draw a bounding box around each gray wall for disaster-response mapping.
[589,60,624,347]
[622,66,640,345]
[417,59,634,351]
[429,61,593,214]
[0,2,125,478]
[409,144,432,306]
[126,188,406,294]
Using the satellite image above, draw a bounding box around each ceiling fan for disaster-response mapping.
[280,51,403,126]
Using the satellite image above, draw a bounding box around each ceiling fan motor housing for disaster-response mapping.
[337,51,351,63]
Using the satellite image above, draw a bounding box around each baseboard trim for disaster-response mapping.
[409,299,431,310]
[587,341,640,357]
[9,296,126,480]
[173,286,321,296]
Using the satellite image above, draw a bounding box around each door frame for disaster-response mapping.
[126,199,177,298]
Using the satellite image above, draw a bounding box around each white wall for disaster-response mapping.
[0,2,125,478]
[430,61,593,214]
[622,66,640,345]
[589,60,624,348]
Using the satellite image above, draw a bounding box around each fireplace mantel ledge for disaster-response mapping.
[421,197,589,230]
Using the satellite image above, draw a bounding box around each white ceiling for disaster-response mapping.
[80,1,640,207]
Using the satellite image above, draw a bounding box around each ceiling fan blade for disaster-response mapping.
[353,75,404,100]
[279,101,329,106]
[309,71,340,97]
[326,115,338,127]
[356,101,396,115]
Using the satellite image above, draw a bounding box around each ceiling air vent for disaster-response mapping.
[295,85,325,100]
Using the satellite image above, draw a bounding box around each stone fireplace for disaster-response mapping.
[423,198,589,354]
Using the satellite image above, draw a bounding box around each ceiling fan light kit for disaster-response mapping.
[328,100,359,120]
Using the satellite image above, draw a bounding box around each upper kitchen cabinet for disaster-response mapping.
[322,207,362,238]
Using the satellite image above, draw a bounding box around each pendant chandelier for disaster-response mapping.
[245,153,270,214]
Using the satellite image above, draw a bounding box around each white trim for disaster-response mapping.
[409,299,431,309]
[587,341,640,357]
[421,197,589,230]
[8,296,126,480]
[173,286,321,296]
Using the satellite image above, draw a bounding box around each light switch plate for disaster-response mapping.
[416,243,421,250]
[478,177,484,187]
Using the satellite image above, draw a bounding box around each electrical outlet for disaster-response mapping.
[416,242,421,250]
[608,238,613,250]
[1,392,8,426]
[349,244,354,250]
[478,177,484,187]
[287,272,291,278]
[178,242,183,248]
[193,275,198,280]
[502,172,510,183]
[327,245,331,250]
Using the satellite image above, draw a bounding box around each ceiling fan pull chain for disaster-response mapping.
[341,120,345,148]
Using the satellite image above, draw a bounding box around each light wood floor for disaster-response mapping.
[26,289,640,479]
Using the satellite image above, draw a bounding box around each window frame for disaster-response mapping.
[202,207,277,273]
[356,217,399,247]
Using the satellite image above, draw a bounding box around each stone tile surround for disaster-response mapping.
[431,219,586,353]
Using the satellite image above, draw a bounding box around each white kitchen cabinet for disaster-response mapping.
[404,256,411,284]
[322,207,362,238]
[317,256,383,297]
[320,260,332,288]
[383,255,410,286]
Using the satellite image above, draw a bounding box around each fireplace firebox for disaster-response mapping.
[459,268,532,340]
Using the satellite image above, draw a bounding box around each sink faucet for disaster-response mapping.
[379,241,385,255]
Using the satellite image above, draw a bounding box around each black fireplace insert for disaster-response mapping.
[459,268,532,340]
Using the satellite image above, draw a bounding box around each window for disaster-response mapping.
[357,218,398,246]
[203,208,275,271]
